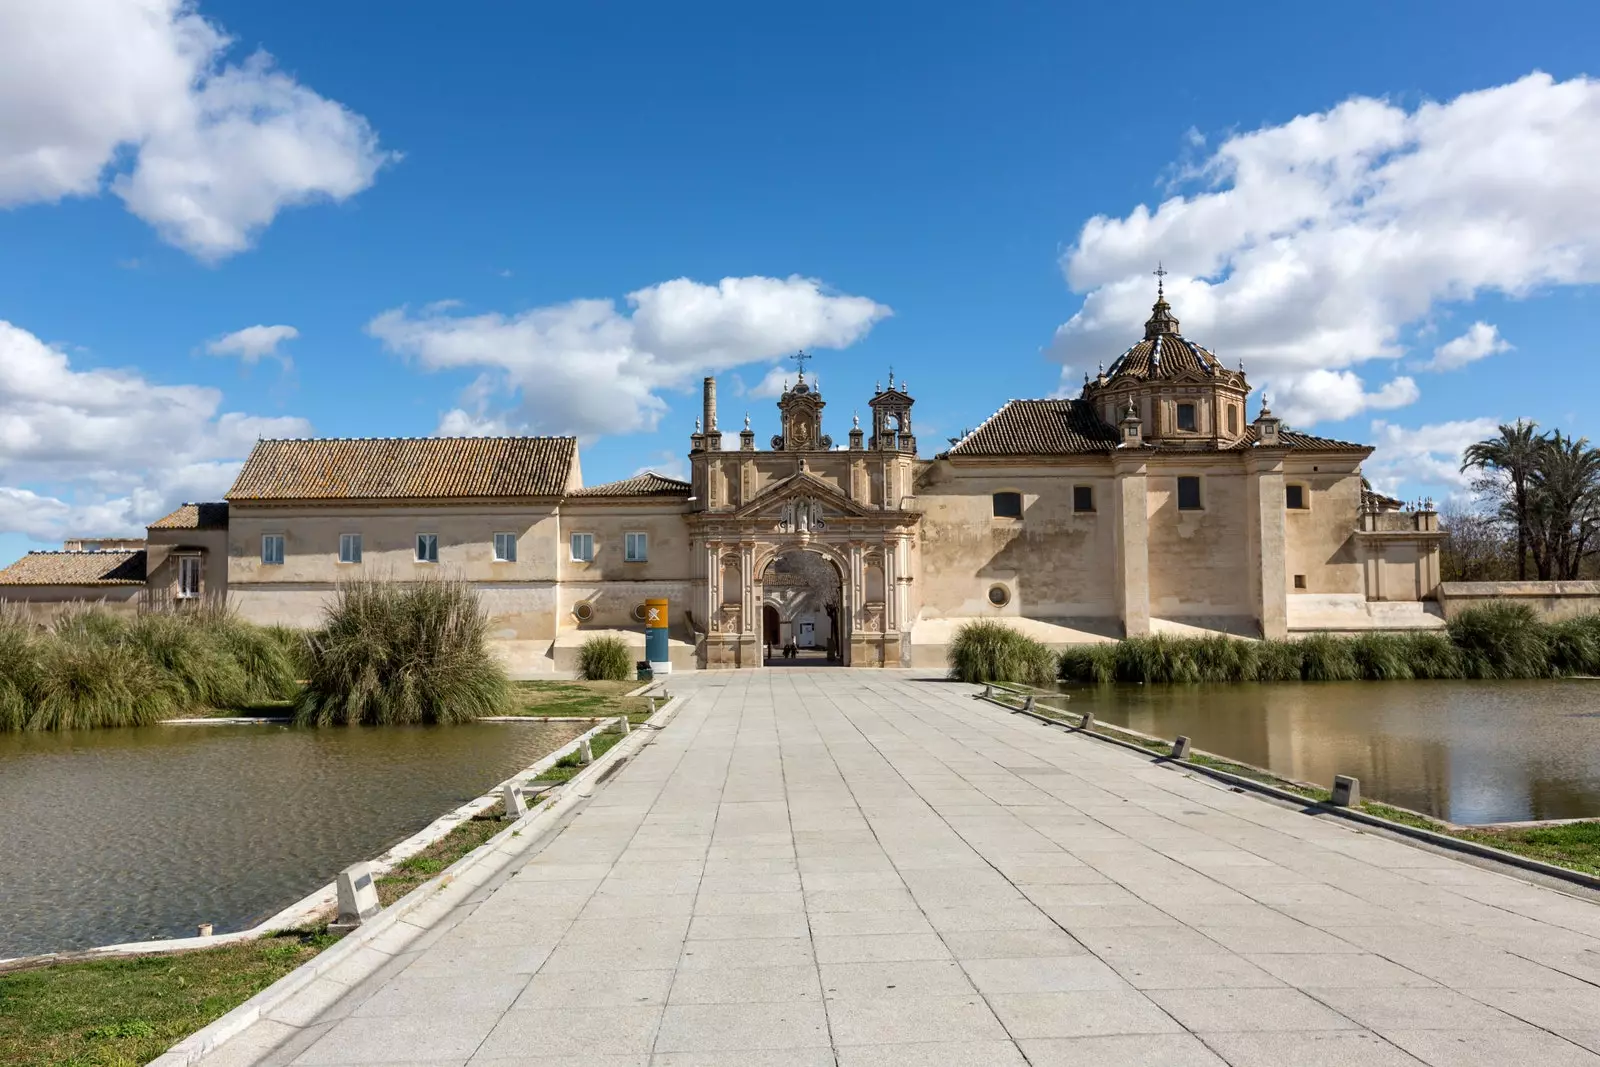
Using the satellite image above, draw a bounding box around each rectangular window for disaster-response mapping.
[1177,476,1203,511]
[1294,574,1307,589]
[415,533,438,563]
[1072,485,1095,513]
[339,533,362,564]
[1176,402,1197,432]
[177,556,202,598]
[493,532,517,562]
[625,531,648,562]
[992,491,1023,518]
[570,532,594,562]
[261,534,285,566]
[1286,484,1307,510]
[1227,406,1239,435]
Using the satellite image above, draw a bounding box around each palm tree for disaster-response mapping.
[1462,420,1545,579]
[1527,433,1600,580]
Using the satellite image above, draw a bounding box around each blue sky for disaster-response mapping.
[3,0,1598,564]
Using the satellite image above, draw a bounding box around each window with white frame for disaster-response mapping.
[570,532,594,562]
[339,533,362,564]
[493,532,517,562]
[261,534,285,565]
[177,555,202,598]
[415,533,438,563]
[625,531,648,562]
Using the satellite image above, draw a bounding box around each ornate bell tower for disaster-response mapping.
[868,370,915,453]
[772,353,830,451]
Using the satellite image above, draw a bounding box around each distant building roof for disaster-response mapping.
[944,399,1371,457]
[0,550,147,586]
[227,437,578,502]
[570,472,693,498]
[149,502,230,530]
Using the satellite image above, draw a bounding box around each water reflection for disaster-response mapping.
[0,720,585,958]
[1066,680,1600,826]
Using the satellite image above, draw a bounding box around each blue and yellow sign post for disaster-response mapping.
[645,598,670,674]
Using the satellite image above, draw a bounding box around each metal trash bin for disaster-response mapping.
[636,660,653,682]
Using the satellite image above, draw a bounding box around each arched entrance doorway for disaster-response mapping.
[761,548,845,666]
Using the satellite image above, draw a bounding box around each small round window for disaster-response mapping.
[988,584,1011,607]
[573,601,595,622]
[631,602,648,623]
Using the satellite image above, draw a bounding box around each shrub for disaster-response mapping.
[1058,643,1117,684]
[1255,640,1305,682]
[123,612,252,710]
[1298,633,1361,681]
[1547,614,1600,677]
[294,577,509,726]
[209,616,300,701]
[948,620,1058,687]
[266,624,317,681]
[1348,633,1415,681]
[1189,633,1259,683]
[577,635,634,681]
[0,613,41,731]
[27,637,175,730]
[1400,631,1464,679]
[1448,603,1549,679]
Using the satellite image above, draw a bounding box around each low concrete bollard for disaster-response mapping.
[196,922,214,937]
[503,782,527,819]
[648,696,658,714]
[983,684,993,698]
[1023,695,1035,712]
[330,862,381,933]
[616,714,630,735]
[578,736,594,765]
[1080,711,1094,730]
[1331,775,1361,807]
[1171,736,1191,759]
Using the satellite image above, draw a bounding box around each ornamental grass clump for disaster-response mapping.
[0,612,41,731]
[948,620,1058,687]
[1296,633,1362,681]
[1255,640,1306,682]
[294,577,509,726]
[577,635,633,681]
[1447,603,1549,679]
[27,637,176,730]
[1348,632,1415,681]
[123,612,252,710]
[1546,614,1600,677]
[1058,642,1117,684]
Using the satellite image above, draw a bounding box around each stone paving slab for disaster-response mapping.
[204,670,1600,1066]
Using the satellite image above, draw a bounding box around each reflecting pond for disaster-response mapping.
[0,720,585,959]
[1065,680,1600,826]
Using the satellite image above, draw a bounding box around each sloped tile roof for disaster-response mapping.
[945,399,1122,456]
[149,502,229,530]
[227,437,578,501]
[0,550,147,586]
[570,472,692,498]
[1244,426,1371,453]
[1105,333,1226,381]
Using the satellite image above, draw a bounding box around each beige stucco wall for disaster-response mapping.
[1281,458,1365,596]
[0,587,142,619]
[146,527,230,605]
[227,503,563,584]
[1145,458,1252,621]
[1436,582,1600,621]
[914,460,1120,621]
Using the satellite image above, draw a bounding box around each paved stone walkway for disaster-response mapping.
[242,671,1600,1066]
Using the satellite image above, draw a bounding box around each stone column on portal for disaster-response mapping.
[1248,452,1290,640]
[1112,454,1151,637]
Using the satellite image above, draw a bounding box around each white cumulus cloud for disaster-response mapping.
[1052,72,1600,424]
[206,323,298,365]
[0,318,311,541]
[369,275,891,438]
[0,0,392,260]
[1363,416,1503,499]
[1424,321,1512,371]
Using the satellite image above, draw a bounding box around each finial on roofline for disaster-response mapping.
[744,412,751,430]
[888,366,895,390]
[789,349,812,382]
[1153,262,1168,301]
[694,417,702,433]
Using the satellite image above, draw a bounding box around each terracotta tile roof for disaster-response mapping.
[570,472,692,498]
[1105,333,1226,381]
[149,502,229,530]
[1243,427,1372,453]
[945,399,1122,456]
[227,437,578,501]
[0,550,147,586]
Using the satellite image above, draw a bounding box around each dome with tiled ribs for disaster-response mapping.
[1101,290,1227,382]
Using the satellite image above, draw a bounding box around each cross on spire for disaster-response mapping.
[1153,262,1168,300]
[790,350,812,379]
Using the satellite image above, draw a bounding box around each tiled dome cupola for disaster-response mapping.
[1082,270,1252,447]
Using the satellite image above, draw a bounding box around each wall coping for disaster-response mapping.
[1438,581,1600,597]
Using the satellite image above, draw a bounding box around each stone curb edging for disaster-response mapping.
[979,692,1600,895]
[0,716,625,970]
[144,694,686,1067]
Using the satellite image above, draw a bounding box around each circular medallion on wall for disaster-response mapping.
[632,602,649,622]
[573,601,595,622]
[988,584,1011,607]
